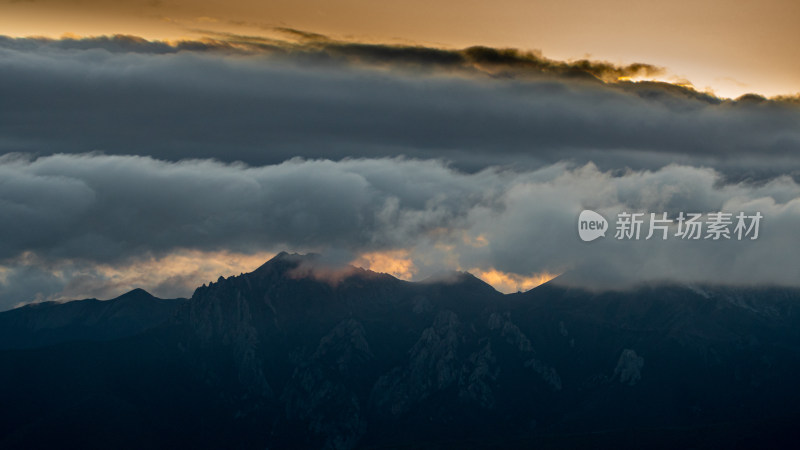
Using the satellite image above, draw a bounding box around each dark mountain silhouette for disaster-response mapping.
[2,252,800,449]
[0,288,186,350]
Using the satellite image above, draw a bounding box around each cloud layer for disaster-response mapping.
[1,154,799,309]
[1,34,798,180]
[1,34,799,309]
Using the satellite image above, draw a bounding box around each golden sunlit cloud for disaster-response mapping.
[4,250,276,306]
[89,250,276,292]
[351,249,557,293]
[470,268,559,294]
[352,250,417,280]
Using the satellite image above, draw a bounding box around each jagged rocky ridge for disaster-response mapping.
[2,252,800,449]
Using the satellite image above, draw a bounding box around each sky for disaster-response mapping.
[0,1,799,309]
[1,0,798,99]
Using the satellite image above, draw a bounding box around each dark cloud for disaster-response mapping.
[1,154,799,309]
[0,34,234,54]
[1,33,799,308]
[272,27,331,42]
[200,29,666,83]
[0,33,797,180]
[458,45,664,82]
[0,155,476,264]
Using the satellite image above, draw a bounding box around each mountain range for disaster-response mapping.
[2,252,800,449]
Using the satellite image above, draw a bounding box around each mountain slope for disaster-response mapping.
[2,253,800,449]
[0,288,186,350]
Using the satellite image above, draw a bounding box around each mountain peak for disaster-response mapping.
[254,251,321,272]
[421,270,498,293]
[115,288,156,302]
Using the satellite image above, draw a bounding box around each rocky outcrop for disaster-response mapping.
[489,312,562,391]
[371,310,462,416]
[614,349,644,386]
[282,319,371,449]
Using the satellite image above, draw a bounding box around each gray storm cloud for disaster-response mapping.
[0,35,799,180]
[1,154,799,309]
[1,34,799,309]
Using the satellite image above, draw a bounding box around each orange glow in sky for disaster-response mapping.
[470,268,559,294]
[1,0,798,98]
[350,249,558,293]
[352,250,418,281]
[41,250,276,304]
[6,248,559,304]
